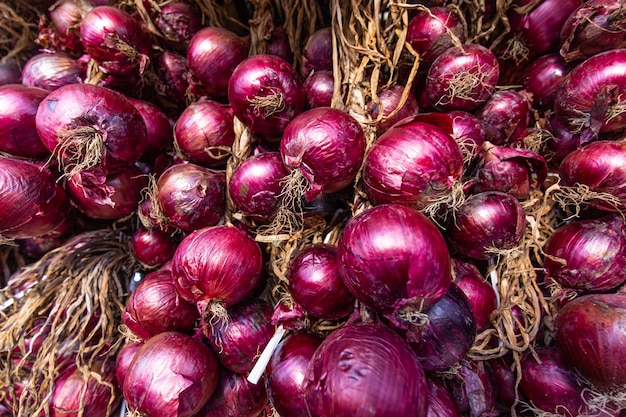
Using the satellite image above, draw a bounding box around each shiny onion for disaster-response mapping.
[171,225,264,323]
[122,269,198,340]
[155,162,226,232]
[174,99,235,167]
[80,5,152,76]
[447,191,526,260]
[228,54,305,137]
[303,70,334,109]
[304,322,429,417]
[426,376,462,417]
[35,83,147,176]
[287,243,356,320]
[362,113,463,209]
[21,53,84,91]
[367,84,419,134]
[555,293,626,390]
[406,6,465,65]
[522,53,568,110]
[186,26,249,99]
[123,331,219,417]
[476,90,531,145]
[425,44,500,111]
[49,0,93,53]
[280,107,366,201]
[452,259,497,333]
[337,204,452,322]
[0,84,50,157]
[301,27,333,77]
[130,226,177,268]
[205,299,274,373]
[154,1,203,52]
[446,110,485,166]
[115,341,142,392]
[128,98,174,159]
[544,214,626,293]
[266,331,324,417]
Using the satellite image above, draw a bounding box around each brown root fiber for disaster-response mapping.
[0,229,139,417]
[53,126,105,178]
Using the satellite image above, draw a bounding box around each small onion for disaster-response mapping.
[156,50,190,105]
[228,54,305,137]
[522,53,568,110]
[303,70,334,109]
[115,341,142,391]
[174,99,235,167]
[130,226,177,268]
[446,110,485,166]
[452,258,496,332]
[476,90,531,145]
[49,0,93,53]
[128,98,174,159]
[122,269,198,340]
[367,84,419,134]
[426,376,462,417]
[447,191,526,260]
[123,331,219,417]
[304,322,429,417]
[21,53,84,91]
[154,1,203,52]
[406,6,465,65]
[301,27,333,77]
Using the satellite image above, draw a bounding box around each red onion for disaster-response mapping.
[545,114,584,167]
[171,225,264,324]
[304,322,429,417]
[137,197,177,235]
[174,99,235,167]
[128,98,174,159]
[156,50,190,105]
[558,140,626,212]
[425,44,500,111]
[194,367,268,417]
[0,84,50,157]
[470,142,548,199]
[287,243,355,320]
[17,216,75,259]
[447,191,526,260]
[266,331,324,417]
[155,1,203,52]
[205,299,274,373]
[554,49,626,139]
[522,53,568,110]
[448,360,497,417]
[560,0,626,63]
[544,214,626,293]
[130,226,177,268]
[446,110,485,166]
[228,54,305,137]
[35,83,147,176]
[555,293,626,390]
[21,53,84,91]
[49,0,93,53]
[406,6,465,65]
[0,157,70,240]
[337,204,452,325]
[80,5,152,76]
[367,84,419,133]
[122,269,198,340]
[155,162,226,232]
[280,107,365,201]
[123,331,219,417]
[476,90,531,146]
[362,113,463,209]
[115,341,142,391]
[488,355,518,409]
[301,27,332,77]
[303,70,334,109]
[187,26,249,99]
[0,58,21,85]
[65,164,146,220]
[267,26,294,64]
[453,258,497,332]
[426,376,462,417]
[228,151,290,223]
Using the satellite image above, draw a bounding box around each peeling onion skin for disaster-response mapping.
[476,90,531,146]
[304,322,429,417]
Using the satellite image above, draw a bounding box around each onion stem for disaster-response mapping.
[247,324,286,385]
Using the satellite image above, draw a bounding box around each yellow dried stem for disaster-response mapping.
[192,0,248,32]
[0,2,37,64]
[224,117,256,226]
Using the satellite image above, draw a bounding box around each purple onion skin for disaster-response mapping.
[304,70,334,108]
[124,331,219,417]
[281,107,366,201]
[0,59,21,85]
[21,53,84,92]
[194,367,268,417]
[446,110,485,166]
[488,356,518,409]
[205,299,274,374]
[426,377,462,417]
[363,113,463,209]
[266,332,324,417]
[558,140,626,212]
[155,1,203,52]
[447,191,526,260]
[425,44,500,112]
[406,6,465,65]
[115,341,142,392]
[448,360,497,417]
[544,214,626,293]
[122,269,199,341]
[128,97,174,159]
[368,84,419,134]
[301,27,333,77]
[229,54,305,137]
[476,90,531,146]
[337,204,452,316]
[288,243,356,320]
[522,53,568,110]
[157,50,190,105]
[453,259,497,332]
[555,293,626,391]
[131,226,177,268]
[409,282,476,372]
[304,322,429,417]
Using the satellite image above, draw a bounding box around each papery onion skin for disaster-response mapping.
[266,332,324,417]
[337,204,452,315]
[288,243,356,320]
[544,214,626,293]
[281,107,366,201]
[476,90,531,146]
[156,162,226,232]
[205,299,274,373]
[122,269,198,340]
[21,53,84,92]
[303,70,334,109]
[446,110,485,166]
[406,6,465,65]
[522,53,568,110]
[128,98,174,159]
[0,84,50,158]
[555,293,626,390]
[448,360,497,417]
[49,0,93,53]
[452,259,497,332]
[130,226,177,268]
[228,54,305,137]
[362,113,463,209]
[155,1,203,52]
[301,27,333,77]
[426,376,462,417]
[123,331,219,417]
[304,322,429,417]
[156,50,190,106]
[174,99,235,167]
[447,191,526,260]
[367,84,419,134]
